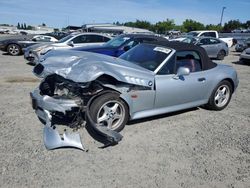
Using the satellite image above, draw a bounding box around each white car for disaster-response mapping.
[32,35,58,42]
[24,32,112,63]
[240,48,250,63]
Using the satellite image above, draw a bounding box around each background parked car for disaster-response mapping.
[176,36,229,60]
[240,48,250,63]
[70,34,168,57]
[24,32,112,63]
[235,38,250,52]
[0,35,58,56]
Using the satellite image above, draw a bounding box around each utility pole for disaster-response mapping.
[220,7,226,26]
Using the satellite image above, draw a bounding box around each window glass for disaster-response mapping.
[158,55,175,75]
[175,51,202,73]
[72,35,87,43]
[103,36,111,42]
[125,40,139,48]
[104,36,130,47]
[57,34,74,43]
[209,38,220,44]
[200,32,216,38]
[199,38,210,45]
[119,43,171,71]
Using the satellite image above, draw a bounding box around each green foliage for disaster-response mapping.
[182,19,205,32]
[124,20,151,29]
[154,19,175,34]
[223,20,242,32]
[27,25,33,30]
[205,24,223,32]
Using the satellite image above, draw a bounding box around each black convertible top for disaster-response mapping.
[146,41,217,70]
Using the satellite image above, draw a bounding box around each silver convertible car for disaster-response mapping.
[30,41,239,150]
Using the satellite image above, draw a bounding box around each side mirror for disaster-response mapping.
[173,67,190,79]
[123,45,131,51]
[67,41,74,47]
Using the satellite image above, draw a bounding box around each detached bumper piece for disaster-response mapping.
[43,110,85,151]
[30,88,123,151]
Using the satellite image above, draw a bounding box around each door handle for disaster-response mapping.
[198,77,206,82]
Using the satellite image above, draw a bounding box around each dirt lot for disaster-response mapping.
[0,47,249,188]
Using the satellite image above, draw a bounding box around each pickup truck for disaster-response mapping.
[187,30,234,47]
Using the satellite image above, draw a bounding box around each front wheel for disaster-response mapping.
[89,92,129,132]
[7,44,21,56]
[217,50,226,60]
[205,80,232,111]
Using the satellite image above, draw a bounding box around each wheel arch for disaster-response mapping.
[92,74,132,118]
[222,78,235,93]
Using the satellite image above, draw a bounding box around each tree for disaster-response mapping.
[182,19,205,32]
[17,22,20,29]
[21,23,24,29]
[124,20,151,29]
[42,23,46,27]
[27,25,33,30]
[24,23,27,30]
[243,20,250,29]
[154,19,175,34]
[205,24,223,32]
[223,19,242,32]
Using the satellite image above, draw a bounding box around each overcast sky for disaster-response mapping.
[0,0,249,28]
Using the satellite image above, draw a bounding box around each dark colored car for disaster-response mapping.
[235,38,250,52]
[0,35,58,56]
[71,34,168,57]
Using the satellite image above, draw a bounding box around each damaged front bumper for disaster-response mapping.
[30,88,122,151]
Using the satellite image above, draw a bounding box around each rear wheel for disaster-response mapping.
[7,44,21,56]
[89,93,129,132]
[217,50,226,60]
[205,80,232,110]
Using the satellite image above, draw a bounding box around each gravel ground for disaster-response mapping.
[0,46,249,188]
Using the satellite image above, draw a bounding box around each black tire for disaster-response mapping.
[89,92,129,132]
[205,80,232,111]
[7,44,21,56]
[217,50,226,60]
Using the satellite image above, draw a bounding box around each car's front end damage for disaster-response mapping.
[30,51,155,150]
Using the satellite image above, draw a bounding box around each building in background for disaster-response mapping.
[82,23,153,34]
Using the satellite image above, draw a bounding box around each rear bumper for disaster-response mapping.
[240,53,250,60]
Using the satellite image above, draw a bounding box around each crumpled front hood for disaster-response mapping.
[37,50,155,88]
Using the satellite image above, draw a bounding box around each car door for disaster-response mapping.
[208,38,221,58]
[71,34,105,47]
[199,38,214,57]
[154,51,210,109]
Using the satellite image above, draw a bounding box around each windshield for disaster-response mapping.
[119,43,171,71]
[104,36,130,47]
[182,37,197,44]
[187,31,199,37]
[57,34,74,43]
